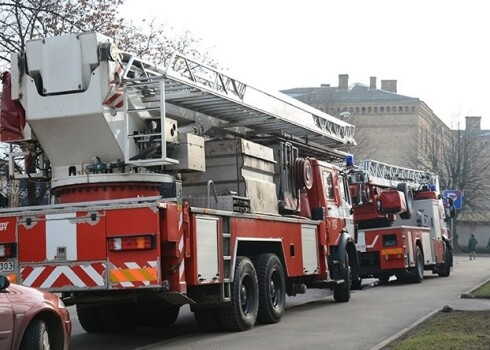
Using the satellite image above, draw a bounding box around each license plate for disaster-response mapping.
[0,260,15,272]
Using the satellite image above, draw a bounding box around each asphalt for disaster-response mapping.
[370,262,490,350]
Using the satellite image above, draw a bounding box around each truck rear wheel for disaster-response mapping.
[411,246,424,283]
[334,253,351,302]
[438,245,451,277]
[99,303,139,333]
[76,305,106,333]
[138,301,180,327]
[220,256,259,331]
[254,253,286,324]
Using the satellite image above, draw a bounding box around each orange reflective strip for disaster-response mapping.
[109,269,127,283]
[382,248,403,255]
[7,274,16,283]
[110,268,158,283]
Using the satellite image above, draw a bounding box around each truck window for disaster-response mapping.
[323,171,334,200]
[339,175,351,205]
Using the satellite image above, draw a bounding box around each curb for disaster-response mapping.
[370,276,490,350]
[461,276,490,296]
[369,308,439,350]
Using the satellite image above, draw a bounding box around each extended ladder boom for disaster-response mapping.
[122,52,355,149]
[357,159,439,191]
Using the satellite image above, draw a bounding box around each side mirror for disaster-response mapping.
[0,275,11,291]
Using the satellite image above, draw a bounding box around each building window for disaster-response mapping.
[398,106,403,112]
[374,106,378,113]
[380,106,385,112]
[386,106,391,112]
[368,107,372,113]
[362,107,366,113]
[349,107,353,113]
[405,106,409,112]
[411,106,415,112]
[355,107,360,113]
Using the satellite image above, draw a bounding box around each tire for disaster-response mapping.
[254,254,286,324]
[438,246,451,277]
[99,303,139,333]
[194,308,223,332]
[411,246,424,283]
[138,301,180,327]
[77,305,106,333]
[397,183,414,220]
[20,319,50,350]
[219,256,259,331]
[334,253,351,302]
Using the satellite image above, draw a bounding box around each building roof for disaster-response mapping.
[281,83,420,105]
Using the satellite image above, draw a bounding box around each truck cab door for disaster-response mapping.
[322,169,354,245]
[338,175,355,237]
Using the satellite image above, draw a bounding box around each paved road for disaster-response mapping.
[68,254,490,350]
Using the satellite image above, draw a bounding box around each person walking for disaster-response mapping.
[468,234,478,260]
[487,236,490,252]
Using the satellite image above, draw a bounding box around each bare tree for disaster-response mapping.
[0,0,217,206]
[413,120,490,249]
[0,0,125,66]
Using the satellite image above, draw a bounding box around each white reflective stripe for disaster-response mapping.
[46,213,77,260]
[22,266,45,286]
[118,282,133,287]
[124,262,139,269]
[41,266,84,288]
[80,264,105,286]
[178,234,184,252]
[180,258,185,284]
[357,231,366,252]
[367,235,379,249]
[0,245,5,257]
[113,238,122,251]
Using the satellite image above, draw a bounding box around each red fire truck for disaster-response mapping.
[0,32,359,333]
[346,158,454,284]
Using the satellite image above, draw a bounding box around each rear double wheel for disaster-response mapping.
[438,245,452,277]
[220,256,259,331]
[254,253,286,324]
[411,246,424,283]
[77,305,106,333]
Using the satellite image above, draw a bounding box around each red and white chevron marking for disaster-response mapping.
[21,263,106,289]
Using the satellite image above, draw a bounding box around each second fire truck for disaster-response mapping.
[346,158,454,284]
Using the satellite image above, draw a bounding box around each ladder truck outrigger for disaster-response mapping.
[345,157,454,285]
[0,32,360,333]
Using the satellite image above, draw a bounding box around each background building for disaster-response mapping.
[283,76,489,251]
[282,74,452,168]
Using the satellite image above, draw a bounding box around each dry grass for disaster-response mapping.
[383,310,490,350]
[384,280,490,349]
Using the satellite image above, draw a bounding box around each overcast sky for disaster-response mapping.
[121,0,490,129]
